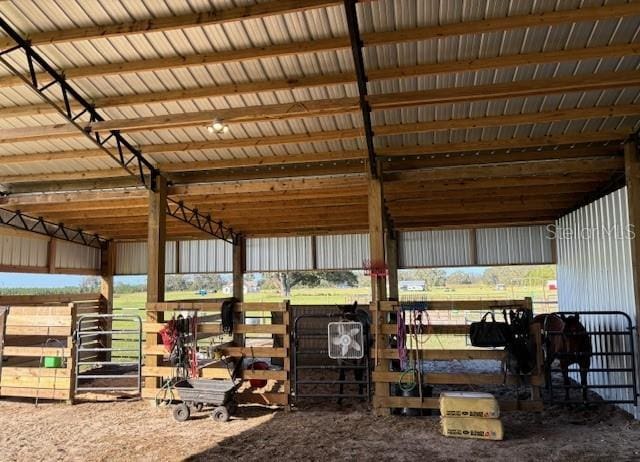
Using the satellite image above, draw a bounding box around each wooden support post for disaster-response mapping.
[47,238,57,273]
[368,175,387,303]
[145,176,167,395]
[232,236,246,302]
[232,236,246,349]
[0,306,6,383]
[99,241,115,361]
[386,232,399,301]
[624,138,640,336]
[147,176,167,304]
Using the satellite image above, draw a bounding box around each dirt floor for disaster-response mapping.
[0,396,639,462]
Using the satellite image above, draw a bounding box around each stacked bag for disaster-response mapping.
[439,391,504,440]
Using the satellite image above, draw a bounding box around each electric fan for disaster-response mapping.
[328,321,364,360]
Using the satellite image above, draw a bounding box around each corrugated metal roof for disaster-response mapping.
[0,0,638,238]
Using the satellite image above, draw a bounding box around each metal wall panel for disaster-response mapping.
[179,239,233,274]
[399,230,473,268]
[0,229,48,269]
[316,233,370,270]
[556,187,638,418]
[246,236,313,272]
[114,241,176,275]
[55,240,100,270]
[476,226,553,265]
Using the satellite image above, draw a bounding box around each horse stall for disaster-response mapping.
[143,300,290,408]
[0,293,104,402]
[371,298,544,415]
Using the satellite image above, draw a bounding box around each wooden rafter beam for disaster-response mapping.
[1,107,635,173]
[0,0,341,49]
[384,157,623,182]
[377,131,627,157]
[2,43,639,120]
[3,70,640,144]
[0,2,637,89]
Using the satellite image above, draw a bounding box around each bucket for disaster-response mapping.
[43,356,63,368]
[393,383,433,416]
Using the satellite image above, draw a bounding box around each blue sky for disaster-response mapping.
[0,273,145,288]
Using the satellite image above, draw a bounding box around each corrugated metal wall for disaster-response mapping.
[556,187,639,418]
[316,233,369,270]
[398,226,553,268]
[115,240,232,275]
[179,240,232,273]
[115,241,177,275]
[399,229,473,268]
[0,229,48,269]
[113,226,556,275]
[476,226,553,265]
[55,240,101,271]
[246,236,313,272]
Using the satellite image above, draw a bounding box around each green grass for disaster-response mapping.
[113,285,557,311]
[108,285,556,359]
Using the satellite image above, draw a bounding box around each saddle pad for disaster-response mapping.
[441,416,504,441]
[440,391,500,419]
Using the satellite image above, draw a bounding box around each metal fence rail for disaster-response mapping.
[292,313,371,403]
[544,311,638,405]
[75,314,142,395]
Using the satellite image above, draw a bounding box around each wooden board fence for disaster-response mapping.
[143,300,291,407]
[0,294,102,402]
[371,298,544,415]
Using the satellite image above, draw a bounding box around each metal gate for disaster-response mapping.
[291,313,371,404]
[543,311,639,405]
[75,314,142,395]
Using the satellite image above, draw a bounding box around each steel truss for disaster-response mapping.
[0,17,158,190]
[344,0,377,178]
[0,207,106,249]
[166,198,238,244]
[0,17,237,243]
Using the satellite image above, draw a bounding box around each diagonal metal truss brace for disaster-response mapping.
[166,198,238,244]
[0,17,158,190]
[0,16,236,243]
[0,207,106,249]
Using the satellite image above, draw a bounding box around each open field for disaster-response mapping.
[113,285,558,312]
[0,398,638,462]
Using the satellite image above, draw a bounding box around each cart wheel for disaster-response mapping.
[211,406,230,422]
[226,400,238,415]
[173,403,191,422]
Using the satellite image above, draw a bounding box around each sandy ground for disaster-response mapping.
[0,396,639,462]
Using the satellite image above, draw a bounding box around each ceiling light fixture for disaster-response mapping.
[208,117,229,134]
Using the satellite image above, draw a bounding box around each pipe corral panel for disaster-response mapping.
[556,187,638,418]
